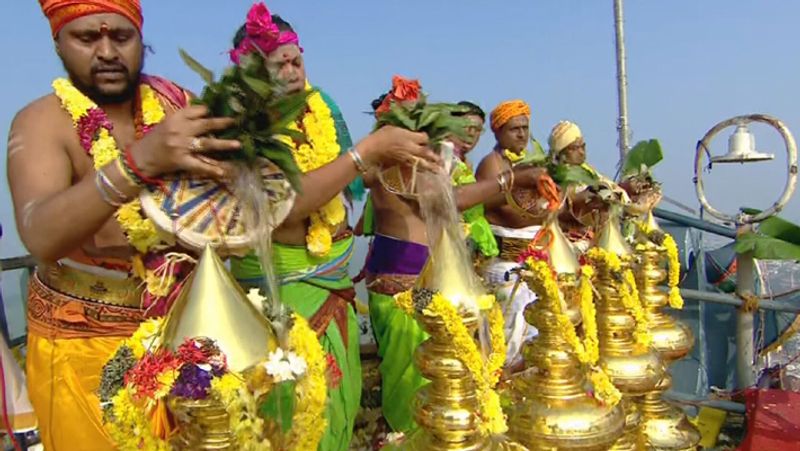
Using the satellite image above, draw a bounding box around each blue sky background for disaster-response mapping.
[1,1,799,339]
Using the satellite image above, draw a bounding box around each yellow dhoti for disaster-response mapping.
[26,266,145,451]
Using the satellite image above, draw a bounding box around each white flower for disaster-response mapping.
[285,351,307,378]
[264,348,295,382]
[386,432,405,444]
[247,288,267,311]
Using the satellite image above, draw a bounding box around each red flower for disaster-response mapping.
[390,75,421,102]
[518,247,549,265]
[326,353,342,389]
[125,349,181,400]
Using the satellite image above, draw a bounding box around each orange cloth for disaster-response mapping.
[26,274,145,450]
[490,99,531,132]
[39,0,143,37]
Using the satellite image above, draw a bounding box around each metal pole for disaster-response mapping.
[613,0,631,165]
[736,223,756,388]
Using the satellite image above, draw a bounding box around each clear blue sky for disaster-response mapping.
[1,1,799,337]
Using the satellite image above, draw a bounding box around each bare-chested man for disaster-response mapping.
[362,96,545,433]
[8,2,244,448]
[9,2,436,449]
[475,99,549,368]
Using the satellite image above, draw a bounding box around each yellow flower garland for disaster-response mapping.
[52,78,165,254]
[525,260,620,407]
[503,148,526,164]
[662,234,684,309]
[213,374,272,450]
[106,387,170,451]
[394,290,507,436]
[586,247,652,353]
[579,265,600,364]
[278,81,344,257]
[286,313,328,450]
[634,220,684,310]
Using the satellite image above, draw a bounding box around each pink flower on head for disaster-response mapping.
[245,2,279,41]
[229,2,301,64]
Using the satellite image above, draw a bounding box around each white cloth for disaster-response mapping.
[490,224,541,239]
[484,260,538,366]
[0,335,37,432]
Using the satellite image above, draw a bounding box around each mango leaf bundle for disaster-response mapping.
[374,94,472,148]
[179,49,307,190]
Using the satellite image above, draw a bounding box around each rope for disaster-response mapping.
[739,292,760,313]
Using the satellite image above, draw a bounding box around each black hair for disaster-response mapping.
[454,101,485,121]
[232,14,295,47]
[371,93,389,112]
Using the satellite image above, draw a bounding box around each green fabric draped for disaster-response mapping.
[451,159,499,257]
[368,289,429,433]
[273,238,362,451]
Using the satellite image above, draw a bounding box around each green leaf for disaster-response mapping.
[259,380,296,433]
[551,163,599,186]
[242,134,257,161]
[269,91,313,132]
[387,102,418,130]
[742,207,800,246]
[623,139,663,177]
[240,72,274,98]
[518,138,548,165]
[734,232,800,261]
[179,49,214,85]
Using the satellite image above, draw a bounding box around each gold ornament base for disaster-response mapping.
[639,377,701,450]
[169,397,234,450]
[636,246,701,450]
[386,310,523,450]
[609,399,645,451]
[508,300,625,450]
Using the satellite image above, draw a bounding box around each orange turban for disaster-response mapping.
[490,100,531,132]
[40,0,143,37]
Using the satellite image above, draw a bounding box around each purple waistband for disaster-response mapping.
[366,235,429,276]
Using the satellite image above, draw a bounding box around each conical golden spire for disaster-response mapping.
[546,220,581,275]
[596,212,632,257]
[161,245,278,372]
[645,210,661,232]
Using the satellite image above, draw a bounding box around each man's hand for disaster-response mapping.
[131,105,241,180]
[358,126,442,171]
[511,165,548,189]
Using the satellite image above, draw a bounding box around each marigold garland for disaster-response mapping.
[286,313,328,450]
[503,148,527,164]
[586,247,652,353]
[394,290,507,436]
[634,220,684,310]
[579,265,600,364]
[277,81,344,257]
[525,259,620,407]
[212,374,272,450]
[52,78,165,254]
[662,234,684,309]
[101,313,328,450]
[106,387,170,451]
